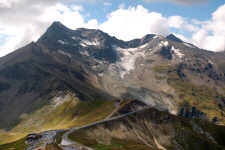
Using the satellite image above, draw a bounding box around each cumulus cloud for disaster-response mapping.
[118,3,126,9]
[167,16,198,32]
[100,5,169,41]
[102,2,111,11]
[0,2,225,57]
[190,4,225,51]
[167,4,225,52]
[142,0,208,5]
[100,3,225,52]
[0,1,97,57]
[103,2,111,6]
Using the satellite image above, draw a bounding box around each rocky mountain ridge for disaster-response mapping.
[0,21,224,134]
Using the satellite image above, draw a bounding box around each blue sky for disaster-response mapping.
[0,0,224,56]
[74,0,224,39]
[75,0,224,22]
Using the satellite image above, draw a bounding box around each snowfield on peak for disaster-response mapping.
[79,50,90,56]
[112,44,147,78]
[81,38,100,46]
[183,42,196,48]
[58,40,68,45]
[161,41,169,47]
[58,50,71,58]
[171,46,184,58]
[72,36,100,47]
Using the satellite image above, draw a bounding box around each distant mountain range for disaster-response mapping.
[0,21,225,147]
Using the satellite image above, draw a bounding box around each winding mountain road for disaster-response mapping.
[60,101,120,150]
[60,102,150,150]
[25,101,150,150]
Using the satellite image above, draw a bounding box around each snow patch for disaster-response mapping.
[80,42,87,47]
[171,46,184,58]
[139,43,148,49]
[112,44,146,78]
[82,39,95,45]
[58,40,68,45]
[72,37,99,47]
[79,50,90,56]
[92,65,99,69]
[98,73,104,77]
[163,41,169,46]
[58,50,71,58]
[153,35,164,39]
[160,41,169,47]
[80,38,100,46]
[183,42,195,48]
[158,41,169,48]
[208,60,214,64]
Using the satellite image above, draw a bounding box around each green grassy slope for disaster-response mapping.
[68,107,225,150]
[0,94,116,145]
[0,138,26,150]
[153,65,225,125]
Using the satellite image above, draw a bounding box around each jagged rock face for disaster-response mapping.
[166,34,183,43]
[37,22,119,63]
[0,40,114,130]
[0,21,225,130]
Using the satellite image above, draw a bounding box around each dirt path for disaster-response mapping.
[144,121,166,150]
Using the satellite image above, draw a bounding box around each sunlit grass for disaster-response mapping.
[0,95,116,145]
[0,132,26,145]
[153,65,225,125]
[0,137,26,150]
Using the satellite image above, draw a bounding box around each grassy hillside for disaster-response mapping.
[0,137,26,150]
[68,107,225,150]
[0,132,27,147]
[0,94,116,145]
[153,65,225,125]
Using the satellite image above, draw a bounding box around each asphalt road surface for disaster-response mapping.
[60,104,151,150]
[60,101,120,150]
[26,101,150,150]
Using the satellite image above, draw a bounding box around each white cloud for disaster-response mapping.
[103,2,111,11]
[143,0,208,5]
[191,4,225,51]
[167,16,184,28]
[0,2,225,57]
[100,5,169,41]
[119,3,125,9]
[42,3,85,29]
[85,19,99,29]
[71,5,83,11]
[164,4,225,52]
[103,2,111,6]
[168,15,198,32]
[173,33,189,42]
[0,0,20,8]
[0,2,92,57]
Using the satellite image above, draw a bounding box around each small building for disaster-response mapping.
[26,133,38,142]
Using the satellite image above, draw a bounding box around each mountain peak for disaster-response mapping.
[50,21,66,28]
[45,21,71,33]
[141,34,155,42]
[37,21,72,46]
[166,34,183,43]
